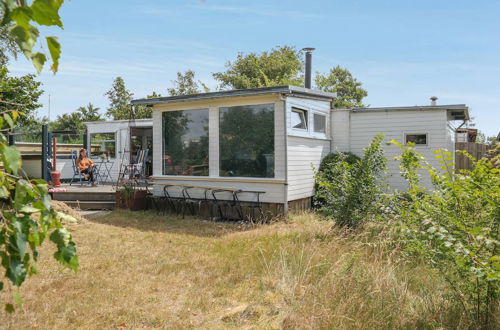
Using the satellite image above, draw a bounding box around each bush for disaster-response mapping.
[391,141,499,327]
[318,152,360,173]
[314,134,387,228]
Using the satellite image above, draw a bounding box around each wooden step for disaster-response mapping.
[61,200,115,210]
[52,191,116,202]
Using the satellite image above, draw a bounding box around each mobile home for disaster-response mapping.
[131,86,469,214]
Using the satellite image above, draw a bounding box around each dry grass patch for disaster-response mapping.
[0,210,471,329]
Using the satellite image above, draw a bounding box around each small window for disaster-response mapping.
[313,113,326,133]
[405,133,428,145]
[90,133,116,158]
[291,108,307,130]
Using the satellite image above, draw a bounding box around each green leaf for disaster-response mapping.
[15,231,28,259]
[50,228,71,246]
[20,206,40,214]
[30,0,64,28]
[6,259,27,286]
[14,179,31,208]
[3,113,14,128]
[53,242,79,271]
[30,52,47,74]
[46,36,61,73]
[5,303,14,313]
[56,211,78,224]
[10,6,33,27]
[1,145,21,175]
[0,281,3,291]
[7,24,39,56]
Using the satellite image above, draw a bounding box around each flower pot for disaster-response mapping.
[115,190,147,210]
[130,190,147,211]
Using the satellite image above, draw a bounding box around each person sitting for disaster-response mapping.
[76,148,97,186]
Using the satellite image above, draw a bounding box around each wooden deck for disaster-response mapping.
[53,183,117,193]
[51,184,117,210]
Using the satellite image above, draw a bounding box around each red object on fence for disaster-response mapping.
[51,136,61,187]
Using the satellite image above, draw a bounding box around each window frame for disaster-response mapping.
[404,133,429,146]
[219,103,275,178]
[89,132,117,158]
[313,112,327,134]
[291,107,308,131]
[161,108,210,176]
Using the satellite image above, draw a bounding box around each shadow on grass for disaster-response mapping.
[84,209,256,238]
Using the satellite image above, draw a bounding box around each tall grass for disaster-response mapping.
[1,211,494,328]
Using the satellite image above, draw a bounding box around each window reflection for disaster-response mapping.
[162,109,209,176]
[219,104,274,178]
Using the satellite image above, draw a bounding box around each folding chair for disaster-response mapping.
[120,149,149,181]
[69,150,86,186]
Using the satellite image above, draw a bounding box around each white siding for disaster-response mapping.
[287,137,330,201]
[151,179,285,203]
[349,109,449,191]
[285,97,331,201]
[331,109,351,152]
[151,94,286,203]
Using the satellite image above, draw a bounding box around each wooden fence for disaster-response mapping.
[455,142,492,172]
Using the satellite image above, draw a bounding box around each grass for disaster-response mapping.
[0,210,480,329]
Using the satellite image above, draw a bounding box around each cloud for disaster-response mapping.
[189,3,324,19]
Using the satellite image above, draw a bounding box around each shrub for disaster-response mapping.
[391,141,499,327]
[314,134,387,228]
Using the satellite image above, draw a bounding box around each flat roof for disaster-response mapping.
[83,118,152,125]
[131,85,337,105]
[351,104,470,121]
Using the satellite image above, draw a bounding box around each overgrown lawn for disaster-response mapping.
[0,211,479,329]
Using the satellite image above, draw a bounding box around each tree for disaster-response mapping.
[0,0,64,73]
[1,0,78,312]
[315,66,368,108]
[105,77,133,120]
[213,46,303,90]
[0,66,43,127]
[50,112,82,132]
[0,26,19,66]
[167,70,208,96]
[50,103,103,132]
[79,103,102,122]
[476,131,498,145]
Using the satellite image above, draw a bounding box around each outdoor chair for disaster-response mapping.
[120,149,149,182]
[69,150,85,186]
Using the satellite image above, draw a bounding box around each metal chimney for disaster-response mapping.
[430,96,438,106]
[302,47,315,89]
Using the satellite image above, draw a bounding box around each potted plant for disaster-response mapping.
[116,182,147,211]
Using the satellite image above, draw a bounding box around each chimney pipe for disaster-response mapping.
[430,96,438,106]
[302,47,315,89]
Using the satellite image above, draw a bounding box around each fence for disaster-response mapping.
[455,142,492,172]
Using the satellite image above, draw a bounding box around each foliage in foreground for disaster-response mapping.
[0,0,65,73]
[0,109,78,312]
[392,141,499,327]
[314,134,387,228]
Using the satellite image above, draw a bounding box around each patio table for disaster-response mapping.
[94,158,114,184]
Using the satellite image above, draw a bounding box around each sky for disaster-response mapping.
[7,0,500,136]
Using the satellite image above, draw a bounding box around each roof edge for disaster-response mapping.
[131,85,336,105]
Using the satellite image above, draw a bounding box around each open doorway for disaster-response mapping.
[130,127,153,177]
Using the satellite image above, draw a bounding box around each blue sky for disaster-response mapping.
[8,0,500,136]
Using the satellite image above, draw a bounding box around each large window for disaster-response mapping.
[90,133,116,158]
[162,109,209,176]
[219,104,275,178]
